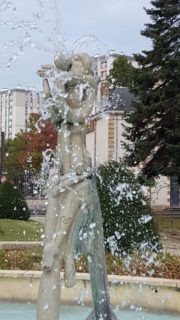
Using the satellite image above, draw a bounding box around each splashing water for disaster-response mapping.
[0,0,67,71]
[51,0,67,53]
[0,1,107,72]
[72,34,108,57]
[0,0,109,91]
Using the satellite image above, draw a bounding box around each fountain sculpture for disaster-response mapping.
[36,52,117,320]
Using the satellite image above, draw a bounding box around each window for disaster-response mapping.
[101,71,107,78]
[9,106,13,115]
[9,94,13,102]
[37,93,40,104]
[101,61,107,68]
[170,176,180,208]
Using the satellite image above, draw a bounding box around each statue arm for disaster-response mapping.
[66,79,97,124]
[51,171,92,196]
[38,67,66,124]
[70,100,94,123]
[38,64,54,99]
[48,98,65,125]
[43,79,52,99]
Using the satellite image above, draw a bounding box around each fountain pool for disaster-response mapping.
[0,302,179,320]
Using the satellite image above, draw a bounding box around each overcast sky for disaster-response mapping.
[0,0,152,90]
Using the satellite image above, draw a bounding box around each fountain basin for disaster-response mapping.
[0,302,180,320]
[0,270,180,314]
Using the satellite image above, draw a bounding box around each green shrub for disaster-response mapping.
[96,161,160,256]
[0,181,30,220]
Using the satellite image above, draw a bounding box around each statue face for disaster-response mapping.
[71,55,86,75]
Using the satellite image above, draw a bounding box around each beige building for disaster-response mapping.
[86,87,177,211]
[93,51,138,105]
[86,87,133,166]
[93,51,138,81]
[0,88,42,140]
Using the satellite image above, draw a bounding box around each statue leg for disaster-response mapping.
[37,192,61,320]
[63,181,92,288]
[41,185,83,288]
[63,205,91,288]
[86,180,117,320]
[86,225,113,319]
[62,178,116,319]
[63,190,88,288]
[36,256,60,320]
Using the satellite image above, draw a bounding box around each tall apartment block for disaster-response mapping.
[0,88,42,140]
[93,51,138,104]
[93,50,138,79]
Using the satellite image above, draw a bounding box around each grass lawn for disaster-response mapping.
[1,215,180,242]
[0,219,43,241]
[153,215,180,232]
[0,218,179,279]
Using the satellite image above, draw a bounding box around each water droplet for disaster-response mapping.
[43,303,49,310]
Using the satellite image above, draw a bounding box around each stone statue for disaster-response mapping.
[37,52,116,320]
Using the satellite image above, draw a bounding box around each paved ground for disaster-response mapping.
[160,231,180,256]
[30,215,45,224]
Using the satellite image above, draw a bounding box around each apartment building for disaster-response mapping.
[93,50,138,80]
[0,88,42,140]
[93,51,138,105]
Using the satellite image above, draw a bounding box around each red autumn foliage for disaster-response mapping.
[16,113,57,171]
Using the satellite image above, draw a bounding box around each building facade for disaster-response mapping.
[86,87,176,211]
[93,51,138,81]
[0,88,42,140]
[87,87,134,166]
[93,51,138,104]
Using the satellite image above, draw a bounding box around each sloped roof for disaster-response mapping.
[105,87,135,112]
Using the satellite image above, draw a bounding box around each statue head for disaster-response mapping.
[54,51,93,80]
[54,52,92,75]
[54,53,72,71]
[71,53,92,76]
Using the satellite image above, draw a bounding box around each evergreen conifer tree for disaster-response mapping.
[125,0,180,179]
